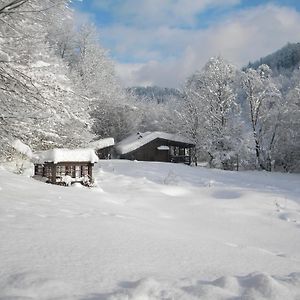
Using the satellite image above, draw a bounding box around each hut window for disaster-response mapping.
[75,166,81,178]
[82,165,89,176]
[35,164,43,176]
[69,165,75,177]
[65,165,72,175]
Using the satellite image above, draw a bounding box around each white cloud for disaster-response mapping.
[110,5,300,87]
[115,63,153,87]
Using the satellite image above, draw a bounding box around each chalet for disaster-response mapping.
[87,137,115,159]
[115,132,196,165]
[33,148,98,185]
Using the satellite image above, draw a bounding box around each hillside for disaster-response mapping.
[128,86,182,103]
[246,42,300,74]
[129,43,300,103]
[0,160,300,299]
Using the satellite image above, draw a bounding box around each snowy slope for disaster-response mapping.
[0,160,299,299]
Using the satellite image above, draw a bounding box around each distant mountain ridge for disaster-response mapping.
[246,42,300,74]
[127,86,182,103]
[129,43,300,102]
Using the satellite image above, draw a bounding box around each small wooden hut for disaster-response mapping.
[33,148,98,185]
[87,137,115,159]
[115,132,195,165]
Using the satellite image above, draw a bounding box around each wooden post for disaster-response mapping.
[52,163,56,184]
[88,164,93,179]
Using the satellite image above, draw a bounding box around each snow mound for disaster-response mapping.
[7,272,289,299]
[105,273,300,300]
[0,272,76,300]
[12,139,33,158]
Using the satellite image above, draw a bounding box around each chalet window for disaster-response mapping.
[179,148,185,156]
[170,146,175,156]
[45,165,52,179]
[82,165,89,176]
[35,164,43,176]
[174,147,179,156]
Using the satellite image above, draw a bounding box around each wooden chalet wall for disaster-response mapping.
[120,138,195,164]
[96,146,113,159]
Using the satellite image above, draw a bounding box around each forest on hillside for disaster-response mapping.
[247,42,300,75]
[0,0,299,172]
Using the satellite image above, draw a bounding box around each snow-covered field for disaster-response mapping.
[0,160,300,299]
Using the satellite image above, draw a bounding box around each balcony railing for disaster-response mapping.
[170,155,191,164]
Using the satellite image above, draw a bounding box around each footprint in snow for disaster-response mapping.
[278,211,300,224]
[101,212,128,219]
[224,242,294,261]
[276,253,287,258]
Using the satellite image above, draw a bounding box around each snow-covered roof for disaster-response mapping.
[87,137,115,150]
[35,148,99,164]
[116,132,194,155]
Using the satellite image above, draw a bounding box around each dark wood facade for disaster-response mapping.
[34,161,94,185]
[96,146,113,159]
[119,138,195,165]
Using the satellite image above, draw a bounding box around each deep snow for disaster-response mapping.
[0,160,299,299]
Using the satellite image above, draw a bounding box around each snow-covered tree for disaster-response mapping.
[182,57,242,169]
[241,65,282,171]
[273,79,300,172]
[0,0,93,160]
[69,23,136,141]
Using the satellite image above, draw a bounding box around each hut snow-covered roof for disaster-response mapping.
[35,148,99,164]
[87,137,115,150]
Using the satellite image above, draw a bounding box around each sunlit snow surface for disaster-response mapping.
[0,160,299,299]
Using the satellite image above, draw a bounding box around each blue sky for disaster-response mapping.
[72,1,300,87]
